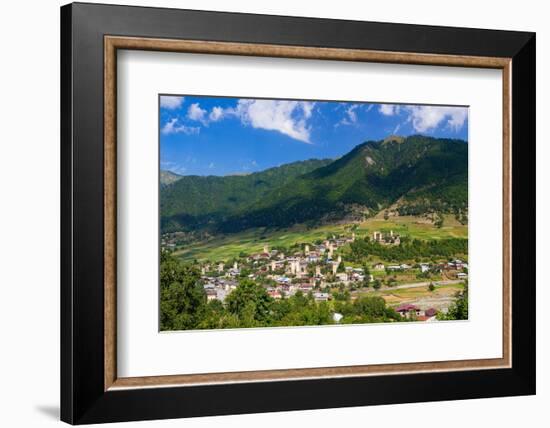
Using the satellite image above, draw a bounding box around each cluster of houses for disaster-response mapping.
[394,304,438,321]
[203,277,238,302]
[373,262,415,271]
[372,230,401,245]
[160,231,189,250]
[197,230,469,304]
[373,259,468,279]
[199,234,368,303]
[445,259,468,279]
[171,229,467,315]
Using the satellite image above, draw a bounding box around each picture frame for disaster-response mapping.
[61,2,535,424]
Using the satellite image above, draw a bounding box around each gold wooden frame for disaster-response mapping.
[104,36,512,391]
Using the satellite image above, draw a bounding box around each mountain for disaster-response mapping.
[161,158,332,232]
[160,170,183,185]
[161,135,467,234]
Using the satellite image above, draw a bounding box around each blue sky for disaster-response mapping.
[160,95,468,176]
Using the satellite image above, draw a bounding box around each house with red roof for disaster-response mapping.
[395,304,421,318]
[424,308,437,317]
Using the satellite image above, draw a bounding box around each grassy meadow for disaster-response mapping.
[173,214,467,263]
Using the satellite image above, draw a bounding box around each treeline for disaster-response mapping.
[437,282,468,321]
[396,201,468,226]
[160,252,400,331]
[346,237,468,263]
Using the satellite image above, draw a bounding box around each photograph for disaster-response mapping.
[159,94,470,331]
[0,0,541,426]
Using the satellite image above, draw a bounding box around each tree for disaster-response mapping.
[437,282,468,320]
[196,299,227,329]
[160,252,206,331]
[362,264,371,276]
[428,282,435,292]
[225,279,273,324]
[239,268,252,278]
[373,279,382,290]
[332,290,350,302]
[353,296,387,318]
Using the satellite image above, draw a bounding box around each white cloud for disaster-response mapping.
[161,118,200,135]
[379,104,400,116]
[187,103,208,124]
[336,104,361,127]
[301,102,315,119]
[405,106,468,132]
[231,99,315,143]
[160,96,184,109]
[165,99,316,142]
[377,103,467,134]
[209,106,224,122]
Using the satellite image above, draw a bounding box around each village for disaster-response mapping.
[164,229,469,321]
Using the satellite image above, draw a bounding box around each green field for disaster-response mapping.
[368,282,466,307]
[173,214,467,262]
[352,215,467,240]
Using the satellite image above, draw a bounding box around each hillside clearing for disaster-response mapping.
[173,214,467,262]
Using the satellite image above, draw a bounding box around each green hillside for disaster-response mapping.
[161,158,332,232]
[161,135,468,234]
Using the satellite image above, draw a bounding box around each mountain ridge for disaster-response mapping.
[161,135,468,234]
[161,158,333,232]
[160,170,184,186]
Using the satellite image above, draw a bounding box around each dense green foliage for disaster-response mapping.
[161,159,331,232]
[160,253,401,330]
[333,295,401,324]
[437,282,469,320]
[346,236,468,263]
[160,251,206,330]
[161,135,468,234]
